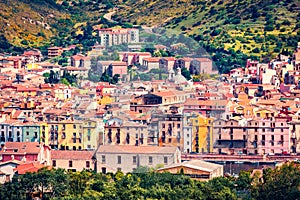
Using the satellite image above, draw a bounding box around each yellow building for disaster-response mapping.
[47,120,101,150]
[189,114,213,153]
[98,95,113,105]
[82,119,102,150]
[48,120,84,150]
[253,107,275,119]
[25,63,39,70]
[40,122,49,146]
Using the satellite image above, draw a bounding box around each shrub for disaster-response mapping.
[265,24,275,31]
[211,29,222,36]
[274,47,281,52]
[282,20,291,26]
[20,40,29,45]
[280,28,286,32]
[252,47,260,53]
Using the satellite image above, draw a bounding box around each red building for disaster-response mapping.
[0,142,51,165]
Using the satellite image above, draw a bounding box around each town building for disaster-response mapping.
[51,150,95,172]
[94,145,181,173]
[156,160,223,181]
[97,28,139,46]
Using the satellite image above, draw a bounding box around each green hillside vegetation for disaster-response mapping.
[0,0,113,53]
[114,0,300,72]
[0,0,62,50]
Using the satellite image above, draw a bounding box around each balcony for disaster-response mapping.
[278,140,283,145]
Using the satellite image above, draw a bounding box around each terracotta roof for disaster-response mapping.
[192,58,212,62]
[97,145,178,154]
[1,142,42,154]
[14,163,51,174]
[160,57,176,61]
[143,57,161,62]
[152,91,176,97]
[51,150,95,160]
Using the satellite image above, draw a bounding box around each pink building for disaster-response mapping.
[190,58,213,75]
[246,59,259,75]
[159,57,176,71]
[51,150,95,172]
[0,142,51,165]
[119,52,152,66]
[213,108,291,155]
[108,61,128,76]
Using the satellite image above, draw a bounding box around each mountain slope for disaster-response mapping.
[0,0,64,48]
[115,0,300,61]
[0,0,110,51]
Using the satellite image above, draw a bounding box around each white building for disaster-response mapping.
[95,145,181,173]
[98,28,139,47]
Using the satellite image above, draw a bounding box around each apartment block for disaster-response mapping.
[98,28,139,46]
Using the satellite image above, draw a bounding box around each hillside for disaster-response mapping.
[0,0,110,52]
[0,0,64,49]
[114,0,300,65]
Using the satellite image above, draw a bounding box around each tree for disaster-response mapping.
[62,69,78,86]
[111,74,120,84]
[251,163,300,200]
[181,67,191,80]
[68,170,91,198]
[236,170,252,190]
[44,70,60,84]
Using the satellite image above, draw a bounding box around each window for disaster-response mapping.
[281,129,284,132]
[162,123,165,128]
[117,168,122,171]
[69,160,73,167]
[86,161,90,168]
[133,156,137,164]
[164,157,168,165]
[117,156,121,164]
[73,124,76,129]
[52,160,56,167]
[149,156,153,164]
[26,131,29,136]
[102,155,106,164]
[177,124,180,128]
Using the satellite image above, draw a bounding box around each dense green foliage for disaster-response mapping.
[44,70,77,86]
[116,0,300,73]
[0,163,299,200]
